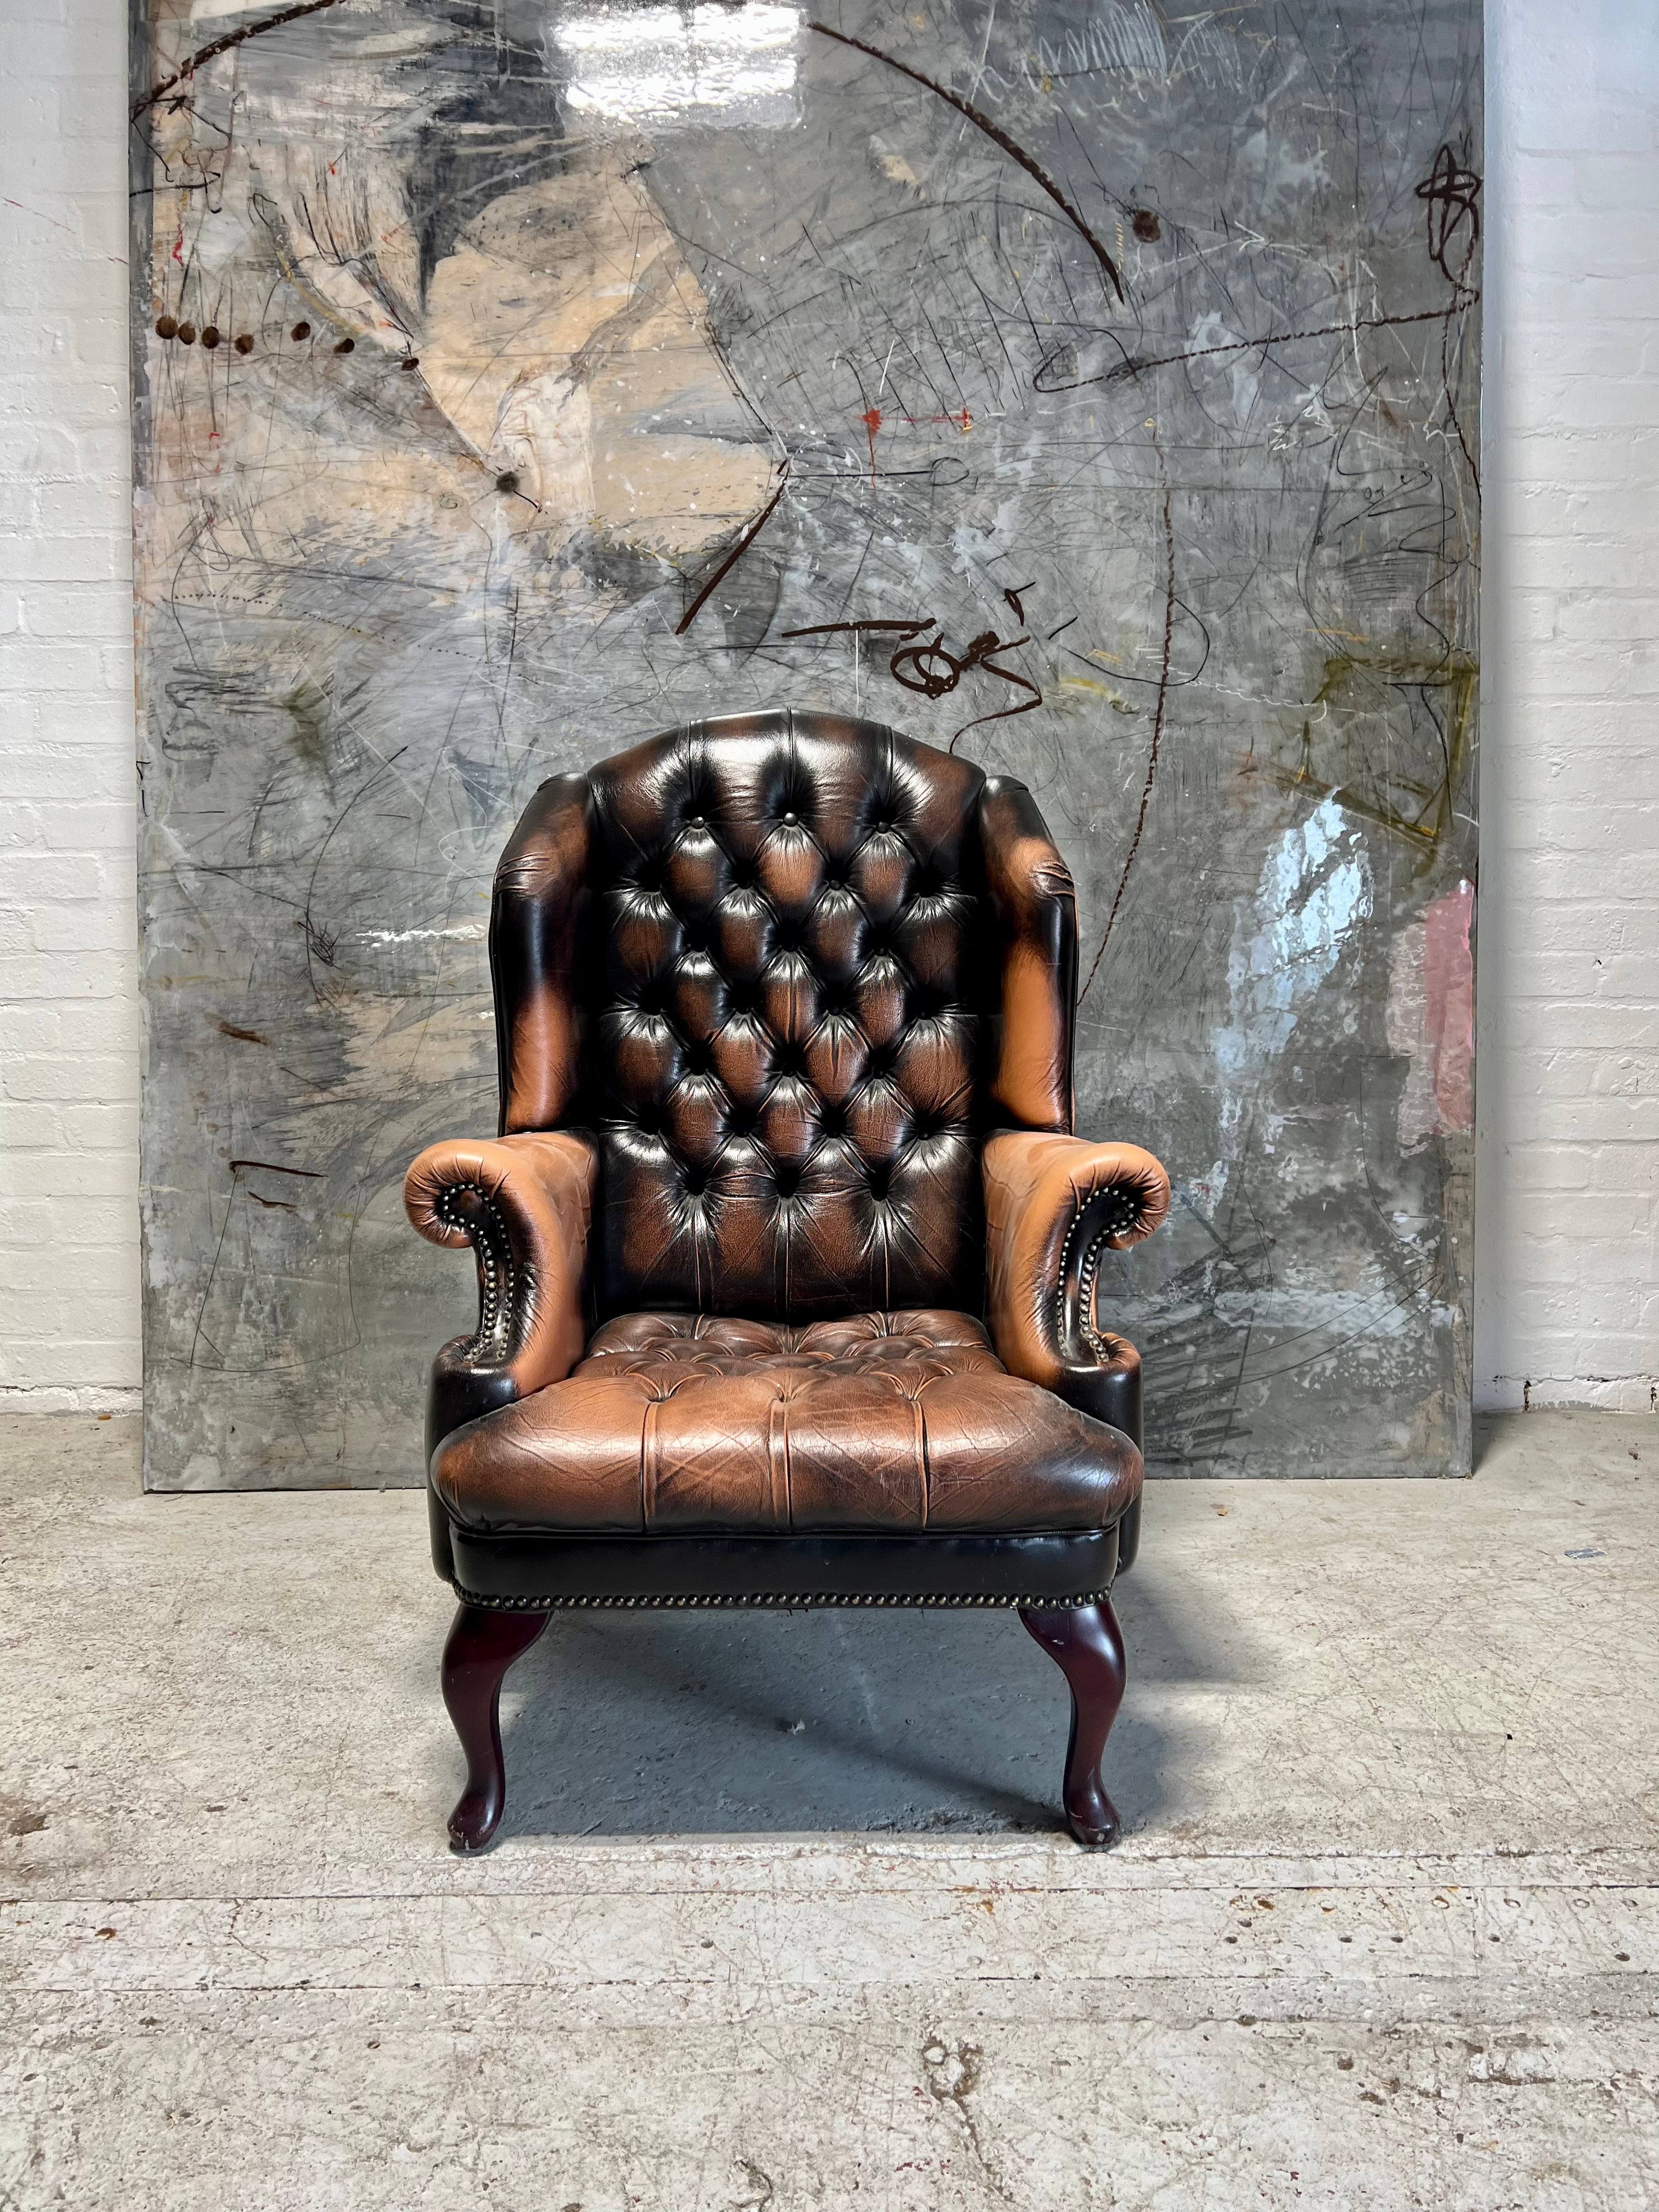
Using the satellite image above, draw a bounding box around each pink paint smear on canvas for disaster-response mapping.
[1423,880,1475,1135]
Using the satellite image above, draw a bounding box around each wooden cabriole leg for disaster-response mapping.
[1018,1598,1128,1848]
[441,1603,549,1853]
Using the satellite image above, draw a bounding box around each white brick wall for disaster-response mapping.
[0,0,138,1410]
[1,0,1654,1417]
[1477,1,1659,1412]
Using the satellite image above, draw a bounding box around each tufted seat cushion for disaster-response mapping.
[430,1309,1142,1539]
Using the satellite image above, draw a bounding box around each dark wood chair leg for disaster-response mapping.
[1018,1598,1128,1848]
[441,1604,549,1853]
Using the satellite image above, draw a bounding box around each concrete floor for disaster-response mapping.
[1,1413,1655,2209]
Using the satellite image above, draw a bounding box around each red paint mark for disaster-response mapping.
[4,196,71,235]
[1423,880,1474,1135]
[3,197,128,269]
[861,406,882,479]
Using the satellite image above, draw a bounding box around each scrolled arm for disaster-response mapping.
[405,1130,599,1454]
[983,1131,1171,1444]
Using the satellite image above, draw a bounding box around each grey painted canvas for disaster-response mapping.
[130,0,1481,1488]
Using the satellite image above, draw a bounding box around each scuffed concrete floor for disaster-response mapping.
[1,1413,1655,2209]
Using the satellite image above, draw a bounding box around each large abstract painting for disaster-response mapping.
[131,0,1481,1487]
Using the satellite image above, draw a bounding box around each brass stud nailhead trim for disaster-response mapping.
[1056,1188,1142,1359]
[452,1583,1113,1612]
[435,1183,515,1357]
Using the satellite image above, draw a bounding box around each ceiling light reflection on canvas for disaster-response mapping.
[555,4,803,132]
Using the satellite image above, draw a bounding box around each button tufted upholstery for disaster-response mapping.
[589,723,996,1319]
[405,710,1175,1854]
[492,712,1044,1318]
[410,707,1170,1566]
[431,1308,1141,1538]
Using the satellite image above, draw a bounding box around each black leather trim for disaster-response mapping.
[427,1479,457,1581]
[1115,1496,1142,1575]
[1051,1360,1141,1577]
[446,1526,1121,1606]
[1051,1357,1142,1453]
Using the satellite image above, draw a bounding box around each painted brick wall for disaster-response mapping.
[1476,1,1659,1412]
[1,0,1654,1417]
[0,0,137,1409]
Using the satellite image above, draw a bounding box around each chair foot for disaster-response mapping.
[1018,1597,1128,1848]
[440,1604,549,1852]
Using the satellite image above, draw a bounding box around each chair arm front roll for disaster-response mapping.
[405,1130,599,1454]
[983,1131,1171,1444]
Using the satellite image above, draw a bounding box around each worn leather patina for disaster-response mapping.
[407,707,1169,1604]
[431,1310,1141,1539]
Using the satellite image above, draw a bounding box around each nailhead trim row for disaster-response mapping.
[434,1183,515,1357]
[452,1582,1113,1612]
[1055,1188,1142,1358]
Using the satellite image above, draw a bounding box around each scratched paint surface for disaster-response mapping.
[130,0,1480,1487]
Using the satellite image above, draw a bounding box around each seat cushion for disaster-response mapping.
[431,1310,1141,1538]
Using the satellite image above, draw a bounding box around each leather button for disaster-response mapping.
[570,711,1041,1319]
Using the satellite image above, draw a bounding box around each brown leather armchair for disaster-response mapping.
[407,709,1170,1851]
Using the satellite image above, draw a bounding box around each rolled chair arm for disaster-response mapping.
[405,1130,599,1454]
[983,1130,1171,1449]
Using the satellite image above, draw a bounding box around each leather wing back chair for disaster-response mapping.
[407,709,1170,1851]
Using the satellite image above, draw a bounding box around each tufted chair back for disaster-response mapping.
[489,709,1078,1322]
